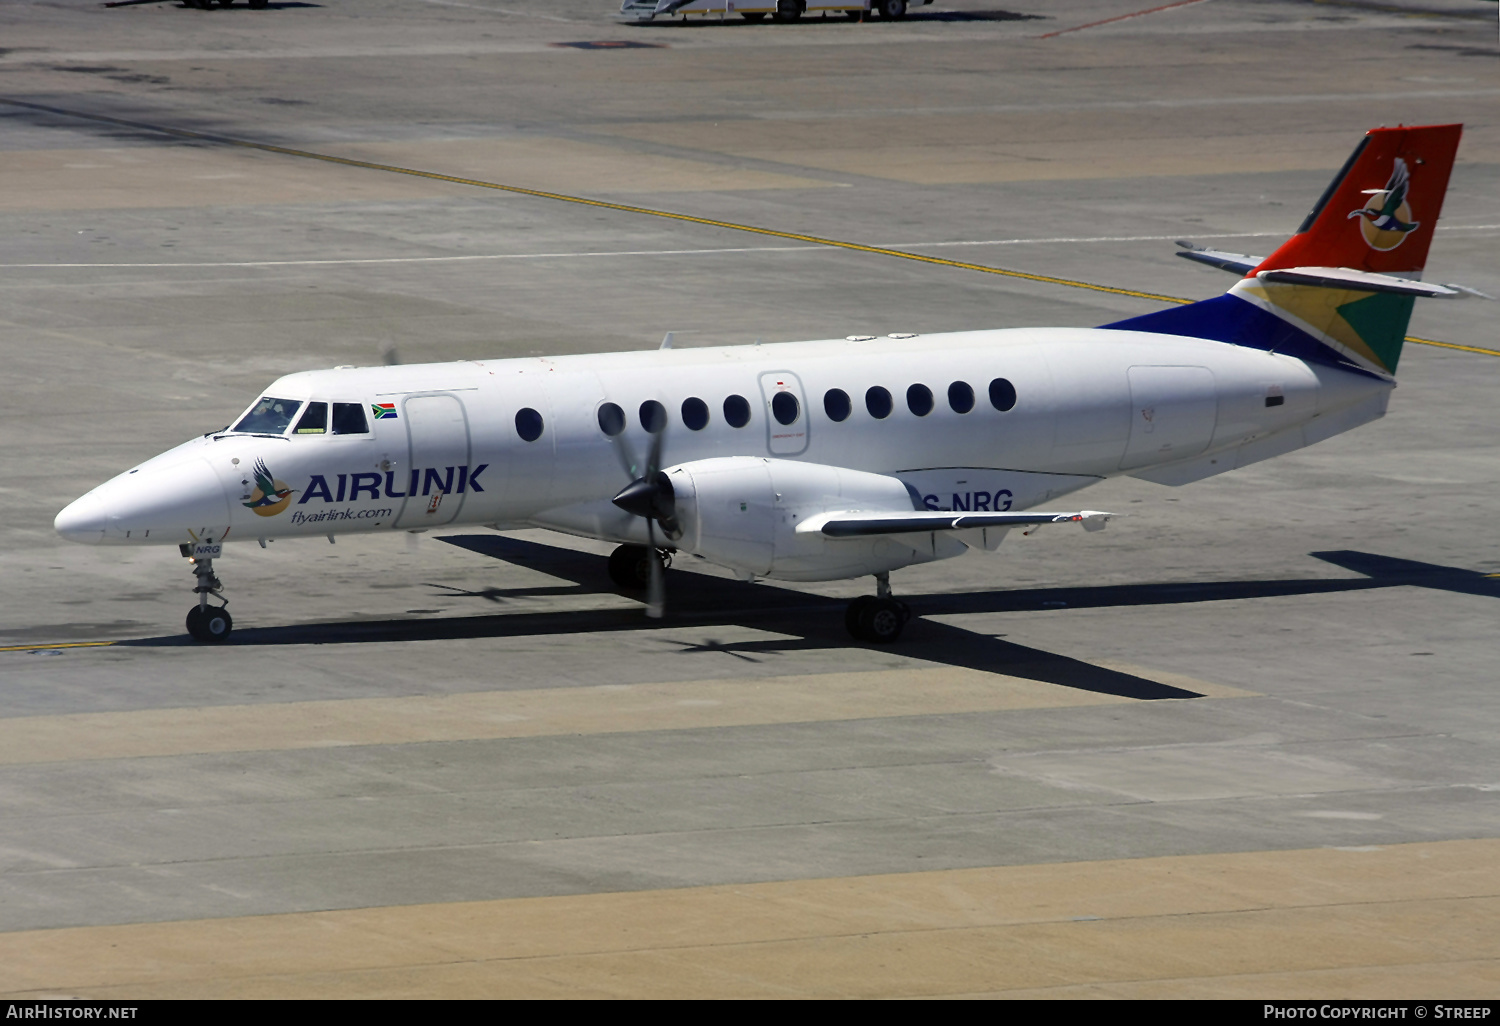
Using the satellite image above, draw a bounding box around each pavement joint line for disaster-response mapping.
[0,97,1489,361]
[1039,0,1213,39]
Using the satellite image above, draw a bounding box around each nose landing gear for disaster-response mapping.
[185,556,233,643]
[845,572,910,644]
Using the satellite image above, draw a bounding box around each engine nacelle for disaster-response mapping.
[662,457,956,581]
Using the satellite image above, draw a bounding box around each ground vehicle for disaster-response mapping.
[619,0,926,23]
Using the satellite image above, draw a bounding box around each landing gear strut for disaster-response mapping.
[845,571,910,643]
[185,556,233,643]
[607,543,671,591]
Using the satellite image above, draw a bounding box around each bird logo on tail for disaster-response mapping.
[1348,157,1421,251]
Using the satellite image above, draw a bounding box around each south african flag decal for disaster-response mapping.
[372,403,397,420]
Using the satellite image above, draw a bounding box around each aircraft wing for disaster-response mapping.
[799,510,1114,537]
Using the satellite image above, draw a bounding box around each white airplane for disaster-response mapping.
[56,123,1464,644]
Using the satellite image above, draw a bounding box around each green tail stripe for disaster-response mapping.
[1336,291,1416,373]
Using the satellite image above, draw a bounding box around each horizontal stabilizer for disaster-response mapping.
[1176,243,1264,276]
[799,509,1114,537]
[1257,266,1459,297]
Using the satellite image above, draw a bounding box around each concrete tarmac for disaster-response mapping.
[0,0,1497,998]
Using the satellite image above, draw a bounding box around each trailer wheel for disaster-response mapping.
[876,0,906,17]
[741,10,765,19]
[773,0,801,22]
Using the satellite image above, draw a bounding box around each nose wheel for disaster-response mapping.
[185,556,233,643]
[845,573,910,643]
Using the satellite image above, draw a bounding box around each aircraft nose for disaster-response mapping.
[55,492,108,544]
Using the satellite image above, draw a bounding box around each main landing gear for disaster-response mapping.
[845,572,910,644]
[185,555,233,643]
[608,543,671,591]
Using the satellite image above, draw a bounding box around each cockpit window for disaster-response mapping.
[232,397,303,435]
[332,402,369,435]
[295,402,328,434]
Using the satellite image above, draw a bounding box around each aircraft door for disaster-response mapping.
[394,393,471,529]
[1119,366,1218,470]
[758,371,809,456]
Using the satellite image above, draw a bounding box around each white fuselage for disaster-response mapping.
[55,327,1391,581]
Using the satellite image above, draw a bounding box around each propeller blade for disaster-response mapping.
[645,520,665,619]
[645,415,665,477]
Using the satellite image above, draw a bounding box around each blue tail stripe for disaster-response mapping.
[1102,295,1368,374]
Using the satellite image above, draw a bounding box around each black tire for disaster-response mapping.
[186,605,233,643]
[845,596,875,640]
[858,597,906,643]
[876,0,906,18]
[217,0,234,7]
[607,544,654,591]
[249,0,268,7]
[773,0,801,22]
[741,11,766,20]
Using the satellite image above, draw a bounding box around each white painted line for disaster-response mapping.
[413,0,579,22]
[2,227,1493,271]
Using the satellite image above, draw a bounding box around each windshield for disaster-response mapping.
[232,396,303,435]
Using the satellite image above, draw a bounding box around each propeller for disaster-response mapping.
[608,406,679,619]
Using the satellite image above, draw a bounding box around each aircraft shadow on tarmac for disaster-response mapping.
[629,9,1043,28]
[117,537,1500,702]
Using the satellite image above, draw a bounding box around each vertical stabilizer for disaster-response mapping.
[1103,124,1463,378]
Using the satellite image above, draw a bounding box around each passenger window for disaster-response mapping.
[824,388,851,423]
[906,383,933,417]
[232,396,302,435]
[948,381,975,414]
[639,399,667,434]
[515,407,544,442]
[681,397,709,431]
[333,402,369,434]
[598,402,626,437]
[865,386,892,420]
[295,402,328,434]
[771,391,800,426]
[724,394,751,428]
[989,377,1017,412]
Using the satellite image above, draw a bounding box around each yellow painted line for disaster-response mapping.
[0,667,1249,766]
[1,840,1495,998]
[0,641,116,653]
[2,98,1490,358]
[1406,335,1500,357]
[0,98,1189,306]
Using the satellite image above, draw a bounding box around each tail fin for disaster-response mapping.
[1104,124,1463,377]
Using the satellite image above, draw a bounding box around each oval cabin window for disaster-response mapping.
[989,377,1017,412]
[724,394,752,428]
[515,407,544,442]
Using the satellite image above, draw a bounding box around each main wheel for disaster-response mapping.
[876,0,906,18]
[607,544,655,590]
[741,11,766,19]
[186,605,233,643]
[857,597,906,643]
[845,596,875,640]
[773,0,801,22]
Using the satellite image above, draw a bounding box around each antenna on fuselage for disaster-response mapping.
[659,332,674,350]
